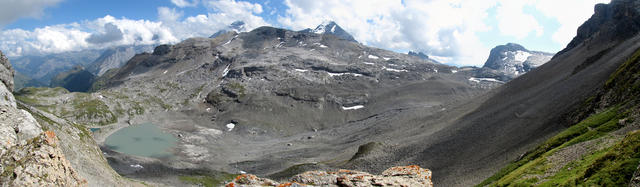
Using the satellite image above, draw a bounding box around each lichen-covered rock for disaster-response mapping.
[225,165,432,187]
[225,174,279,187]
[0,131,87,186]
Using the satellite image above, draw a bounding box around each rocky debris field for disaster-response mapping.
[226,165,432,187]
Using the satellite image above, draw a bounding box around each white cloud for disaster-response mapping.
[0,0,609,67]
[278,0,496,66]
[277,0,608,66]
[533,0,609,45]
[0,0,269,57]
[85,23,124,44]
[495,0,544,39]
[171,0,199,8]
[0,0,62,27]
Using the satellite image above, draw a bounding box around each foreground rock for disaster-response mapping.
[0,50,86,186]
[226,165,432,187]
[0,132,86,186]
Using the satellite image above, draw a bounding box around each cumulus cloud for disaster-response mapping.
[495,0,543,39]
[86,23,124,44]
[277,0,608,66]
[158,0,267,39]
[0,15,179,57]
[171,0,199,8]
[0,0,269,57]
[0,0,62,27]
[278,0,496,66]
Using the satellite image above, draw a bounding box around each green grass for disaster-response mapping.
[69,98,116,126]
[539,130,640,186]
[178,173,237,187]
[478,107,626,186]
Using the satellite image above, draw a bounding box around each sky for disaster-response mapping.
[0,0,609,66]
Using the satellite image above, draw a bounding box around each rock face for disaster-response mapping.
[301,21,357,42]
[0,132,86,186]
[226,165,432,187]
[476,43,553,81]
[0,52,13,91]
[0,50,86,186]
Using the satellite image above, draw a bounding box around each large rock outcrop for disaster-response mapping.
[225,165,433,187]
[0,50,86,186]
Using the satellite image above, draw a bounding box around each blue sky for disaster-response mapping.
[0,0,609,66]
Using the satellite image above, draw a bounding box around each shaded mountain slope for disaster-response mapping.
[480,46,640,186]
[50,66,96,92]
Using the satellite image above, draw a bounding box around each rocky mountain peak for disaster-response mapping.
[408,51,430,60]
[302,20,358,42]
[479,43,553,80]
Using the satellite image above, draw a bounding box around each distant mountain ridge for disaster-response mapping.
[86,45,154,76]
[209,21,247,39]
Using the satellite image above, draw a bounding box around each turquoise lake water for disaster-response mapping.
[104,123,177,158]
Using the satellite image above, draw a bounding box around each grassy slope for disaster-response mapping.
[478,47,640,187]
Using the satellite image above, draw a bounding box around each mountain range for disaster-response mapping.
[2,0,640,186]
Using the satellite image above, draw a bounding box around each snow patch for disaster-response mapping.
[342,105,364,110]
[451,70,458,73]
[226,123,236,131]
[363,62,375,65]
[130,164,143,169]
[368,55,379,59]
[383,67,408,72]
[383,57,391,61]
[468,77,504,83]
[294,69,308,72]
[514,50,531,62]
[222,65,230,77]
[328,72,363,77]
[163,70,168,74]
[313,43,328,48]
[222,35,237,46]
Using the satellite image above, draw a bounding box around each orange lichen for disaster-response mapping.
[44,131,57,145]
[225,182,235,187]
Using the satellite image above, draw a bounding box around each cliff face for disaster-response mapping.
[0,50,86,186]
